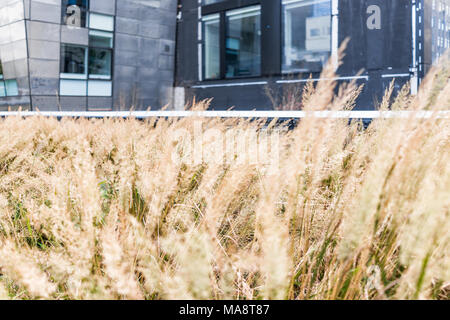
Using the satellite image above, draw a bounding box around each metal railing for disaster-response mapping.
[0,110,449,119]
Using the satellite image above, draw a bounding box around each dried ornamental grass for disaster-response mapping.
[0,58,448,300]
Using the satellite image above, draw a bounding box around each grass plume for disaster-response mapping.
[0,59,449,300]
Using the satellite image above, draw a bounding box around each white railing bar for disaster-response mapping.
[0,110,448,119]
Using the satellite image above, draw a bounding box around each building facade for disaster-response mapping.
[175,0,450,110]
[0,0,177,111]
[0,0,449,111]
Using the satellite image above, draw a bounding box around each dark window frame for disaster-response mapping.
[202,0,261,15]
[60,44,89,78]
[201,0,266,81]
[199,0,335,82]
[88,30,114,80]
[202,13,221,80]
[200,0,281,81]
[281,0,333,74]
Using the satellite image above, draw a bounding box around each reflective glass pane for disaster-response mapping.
[0,81,5,97]
[62,0,89,28]
[282,0,331,73]
[225,6,261,78]
[203,14,220,80]
[89,31,112,78]
[89,31,113,48]
[203,0,224,4]
[89,13,114,32]
[89,48,112,78]
[5,79,18,96]
[61,45,87,76]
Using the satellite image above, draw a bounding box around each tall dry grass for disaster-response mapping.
[0,59,449,300]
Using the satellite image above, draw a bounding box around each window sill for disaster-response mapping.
[60,74,88,80]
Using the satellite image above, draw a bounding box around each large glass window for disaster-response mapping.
[62,0,89,28]
[201,5,261,80]
[282,0,331,73]
[0,81,5,97]
[60,45,87,78]
[60,41,112,95]
[0,60,18,97]
[88,31,113,79]
[5,80,18,96]
[225,6,261,78]
[60,10,114,97]
[202,14,220,80]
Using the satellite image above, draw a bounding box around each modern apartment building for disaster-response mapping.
[0,0,449,111]
[0,0,177,111]
[175,0,450,110]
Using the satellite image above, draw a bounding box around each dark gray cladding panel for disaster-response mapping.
[339,0,412,74]
[381,0,412,70]
[175,0,199,86]
[338,0,367,74]
[187,85,274,111]
[176,0,416,110]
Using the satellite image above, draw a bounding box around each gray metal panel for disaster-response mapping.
[60,25,89,46]
[59,96,87,111]
[0,1,30,109]
[89,0,116,15]
[114,0,177,110]
[30,0,61,24]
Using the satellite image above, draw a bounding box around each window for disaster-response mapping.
[201,5,261,80]
[60,11,114,96]
[87,30,113,96]
[203,14,220,80]
[89,13,114,32]
[62,0,89,28]
[282,0,332,73]
[89,31,113,79]
[225,6,261,78]
[5,80,18,96]
[60,45,88,78]
[0,60,18,97]
[0,82,5,97]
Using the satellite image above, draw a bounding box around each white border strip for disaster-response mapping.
[381,73,411,78]
[331,0,339,69]
[1,111,448,119]
[276,75,369,84]
[191,81,269,89]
